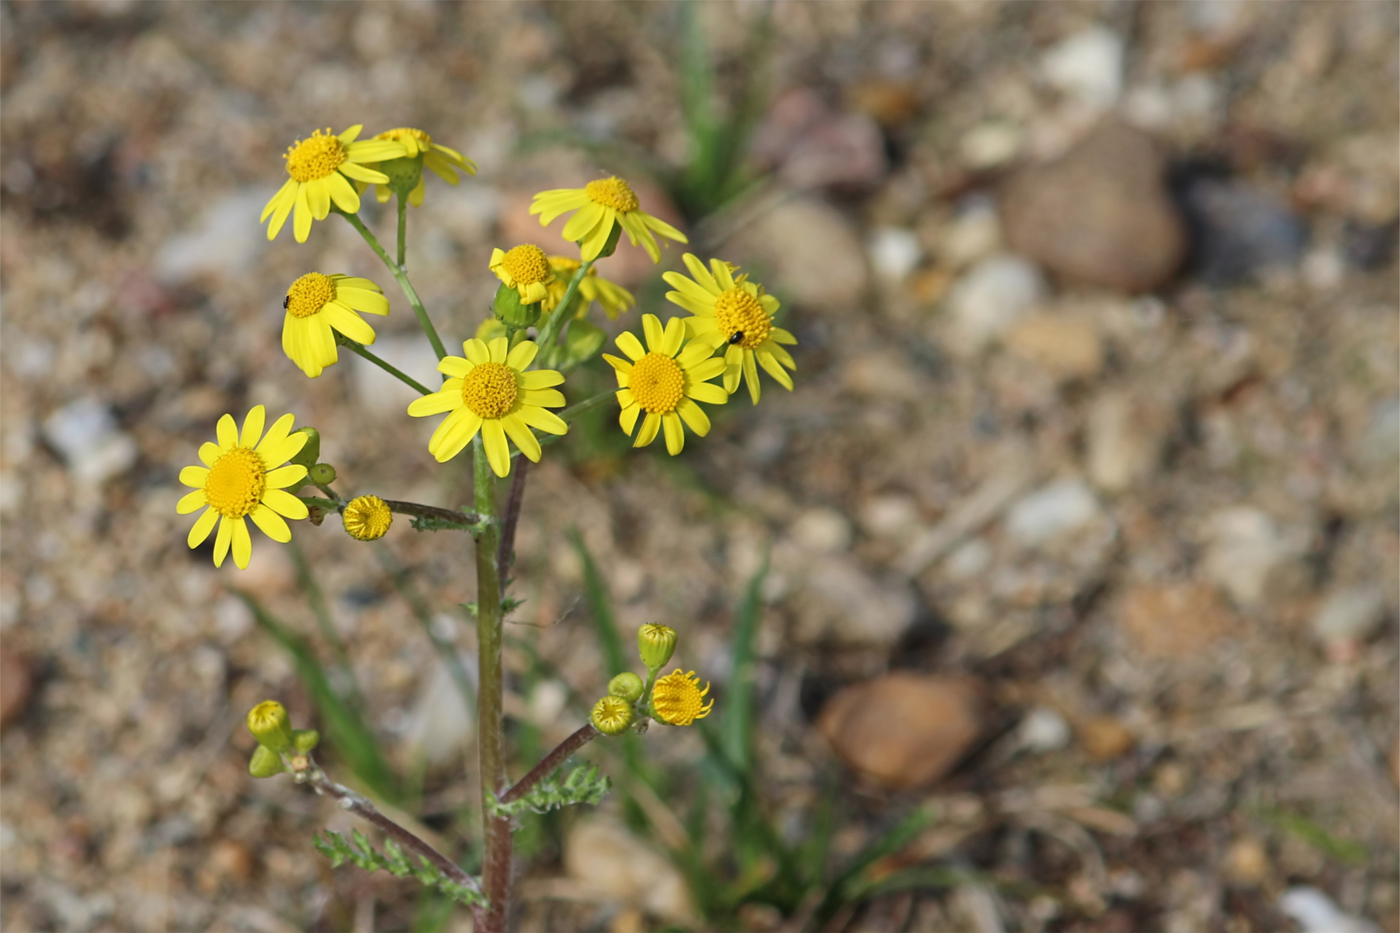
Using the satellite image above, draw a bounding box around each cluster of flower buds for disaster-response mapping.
[589,624,713,735]
[246,700,320,778]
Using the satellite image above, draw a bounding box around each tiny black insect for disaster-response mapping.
[728,331,745,345]
[282,295,290,309]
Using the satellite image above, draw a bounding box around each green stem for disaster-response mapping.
[536,259,594,363]
[397,193,408,269]
[472,436,511,932]
[339,210,448,361]
[339,340,432,396]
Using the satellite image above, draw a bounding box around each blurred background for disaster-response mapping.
[1,1,1397,931]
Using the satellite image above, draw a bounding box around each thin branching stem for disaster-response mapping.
[499,724,599,805]
[339,209,447,360]
[497,457,529,583]
[535,259,594,361]
[338,340,433,396]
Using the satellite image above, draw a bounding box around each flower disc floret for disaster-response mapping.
[285,129,347,182]
[206,447,267,519]
[602,314,729,455]
[530,175,688,263]
[461,362,519,419]
[628,354,686,414]
[585,177,639,212]
[713,288,772,349]
[490,245,555,305]
[286,272,337,319]
[281,273,390,378]
[343,495,392,541]
[651,669,714,727]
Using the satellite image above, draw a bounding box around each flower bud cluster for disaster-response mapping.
[245,700,319,779]
[589,624,713,735]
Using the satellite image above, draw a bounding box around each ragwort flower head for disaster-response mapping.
[406,337,567,477]
[603,314,727,456]
[282,273,390,378]
[489,244,555,306]
[177,406,310,569]
[664,253,797,404]
[261,125,408,243]
[530,176,687,263]
[543,255,635,320]
[361,127,477,207]
[342,495,392,541]
[651,669,714,726]
[591,695,635,736]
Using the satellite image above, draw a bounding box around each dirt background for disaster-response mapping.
[1,2,1397,931]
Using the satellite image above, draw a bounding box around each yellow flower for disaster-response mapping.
[489,244,555,305]
[406,337,567,477]
[281,273,390,377]
[663,253,797,404]
[361,127,476,207]
[530,176,687,263]
[543,255,635,320]
[602,314,727,456]
[651,669,714,726]
[342,495,392,541]
[591,695,635,736]
[261,125,408,243]
[177,406,311,570]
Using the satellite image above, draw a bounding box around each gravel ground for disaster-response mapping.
[1,2,1397,932]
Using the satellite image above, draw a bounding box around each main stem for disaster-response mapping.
[473,437,511,932]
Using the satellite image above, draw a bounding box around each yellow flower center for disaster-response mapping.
[461,362,519,419]
[585,177,639,212]
[247,700,287,735]
[713,288,771,349]
[284,129,347,183]
[651,669,713,726]
[591,695,635,735]
[205,447,267,519]
[500,244,552,286]
[285,272,336,319]
[629,353,685,414]
[343,495,392,541]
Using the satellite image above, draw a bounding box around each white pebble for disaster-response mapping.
[1041,26,1124,110]
[1020,706,1072,752]
[41,398,138,486]
[945,255,1047,353]
[867,227,923,284]
[1311,586,1387,644]
[1005,479,1100,547]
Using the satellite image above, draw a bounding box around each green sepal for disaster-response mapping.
[249,745,288,778]
[291,728,320,753]
[592,221,624,259]
[290,428,321,469]
[493,283,542,329]
[379,155,424,197]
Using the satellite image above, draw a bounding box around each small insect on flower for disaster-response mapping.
[728,331,745,345]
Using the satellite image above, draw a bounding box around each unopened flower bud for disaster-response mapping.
[309,463,337,486]
[247,700,293,752]
[638,623,677,671]
[379,155,424,197]
[608,672,644,703]
[591,695,635,736]
[290,427,321,469]
[291,728,320,753]
[493,283,542,329]
[249,745,287,778]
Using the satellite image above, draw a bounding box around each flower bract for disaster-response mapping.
[282,273,390,377]
[361,127,476,207]
[530,176,687,263]
[490,245,555,306]
[177,406,310,569]
[406,337,567,477]
[602,314,727,456]
[261,125,408,243]
[651,669,714,726]
[543,255,635,320]
[663,253,797,404]
[342,495,392,541]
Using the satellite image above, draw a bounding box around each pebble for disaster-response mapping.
[790,508,853,554]
[401,657,474,766]
[1020,706,1071,752]
[1078,716,1135,761]
[817,673,985,790]
[205,838,256,884]
[1358,394,1400,466]
[858,495,921,541]
[1003,313,1104,380]
[1004,478,1101,547]
[750,87,888,192]
[959,121,1025,171]
[840,349,926,401]
[867,226,923,284]
[1201,507,1305,608]
[1001,121,1186,293]
[41,398,139,486]
[0,648,34,728]
[153,189,267,284]
[944,255,1047,354]
[935,199,1003,270]
[1118,582,1233,658]
[1086,391,1174,493]
[565,819,695,922]
[1278,887,1380,933]
[725,197,869,315]
[1225,837,1270,886]
[1040,26,1125,110]
[1175,176,1309,285]
[1310,585,1387,646]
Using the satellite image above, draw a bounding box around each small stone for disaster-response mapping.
[846,78,921,130]
[1003,313,1104,379]
[858,495,920,541]
[1005,478,1101,547]
[1225,837,1270,886]
[1079,716,1135,761]
[153,189,267,284]
[1358,395,1400,467]
[817,673,984,790]
[1001,121,1186,293]
[0,648,34,728]
[565,819,695,922]
[41,398,138,486]
[944,255,1047,354]
[207,839,256,884]
[1201,507,1306,608]
[959,121,1026,171]
[867,226,923,284]
[1041,26,1125,110]
[1086,391,1175,493]
[841,350,925,401]
[1118,582,1234,658]
[1020,707,1071,752]
[725,197,869,315]
[791,508,853,555]
[935,200,1003,270]
[750,88,888,192]
[1310,586,1387,646]
[1279,887,1381,933]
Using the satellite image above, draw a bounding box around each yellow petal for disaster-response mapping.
[231,516,253,570]
[263,488,310,519]
[661,411,685,455]
[177,489,207,514]
[188,506,218,547]
[179,466,209,489]
[482,420,511,477]
[249,504,292,543]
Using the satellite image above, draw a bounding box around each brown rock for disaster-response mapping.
[1000,121,1186,292]
[723,197,870,315]
[1078,716,1135,761]
[1117,582,1234,659]
[817,673,984,790]
[0,649,33,729]
[207,838,256,883]
[1004,313,1104,379]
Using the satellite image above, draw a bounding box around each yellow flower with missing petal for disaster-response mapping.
[261,125,408,243]
[177,406,310,569]
[543,255,635,320]
[663,253,797,404]
[406,338,568,477]
[602,314,727,455]
[361,127,476,207]
[530,176,687,263]
[281,273,390,377]
[489,244,555,305]
[651,669,714,726]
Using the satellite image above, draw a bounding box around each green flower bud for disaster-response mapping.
[560,320,606,369]
[249,745,287,778]
[291,728,320,754]
[493,283,542,329]
[247,700,293,752]
[379,155,424,197]
[591,695,635,736]
[592,220,624,259]
[608,672,645,703]
[638,623,677,671]
[309,463,337,486]
[290,428,321,469]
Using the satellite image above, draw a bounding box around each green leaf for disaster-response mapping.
[312,831,486,908]
[488,764,612,818]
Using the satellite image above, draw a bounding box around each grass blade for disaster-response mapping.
[720,558,767,772]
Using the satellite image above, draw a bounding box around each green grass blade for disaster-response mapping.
[817,805,937,921]
[568,528,627,676]
[720,558,767,772]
